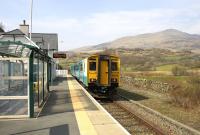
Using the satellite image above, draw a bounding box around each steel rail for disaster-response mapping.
[113,96,167,135]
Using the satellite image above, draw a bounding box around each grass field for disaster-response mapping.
[155,64,179,71]
[164,55,182,61]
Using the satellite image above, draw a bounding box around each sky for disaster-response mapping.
[1,0,200,51]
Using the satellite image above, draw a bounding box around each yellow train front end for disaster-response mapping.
[87,54,120,98]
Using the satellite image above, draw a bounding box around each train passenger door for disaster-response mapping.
[100,60,108,85]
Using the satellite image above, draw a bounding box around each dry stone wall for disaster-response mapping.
[121,76,173,92]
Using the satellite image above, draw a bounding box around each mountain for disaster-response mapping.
[73,29,200,53]
[72,42,111,53]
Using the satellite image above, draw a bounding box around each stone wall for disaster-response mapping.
[121,76,173,92]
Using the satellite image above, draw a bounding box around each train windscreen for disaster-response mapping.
[89,62,96,71]
[111,62,118,71]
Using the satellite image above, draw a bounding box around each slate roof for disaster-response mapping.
[0,29,58,52]
[3,29,25,35]
[0,29,39,49]
[31,33,58,51]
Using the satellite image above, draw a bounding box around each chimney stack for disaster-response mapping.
[19,20,29,36]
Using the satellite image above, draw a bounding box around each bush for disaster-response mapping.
[171,66,188,76]
[170,77,200,108]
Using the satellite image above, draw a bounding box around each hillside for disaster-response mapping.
[73,29,200,52]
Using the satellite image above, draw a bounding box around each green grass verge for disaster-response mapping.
[155,64,179,71]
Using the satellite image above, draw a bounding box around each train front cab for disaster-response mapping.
[87,55,120,95]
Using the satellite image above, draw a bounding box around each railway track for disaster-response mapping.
[81,81,200,135]
[98,95,165,135]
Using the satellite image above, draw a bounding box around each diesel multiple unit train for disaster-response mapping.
[70,54,120,98]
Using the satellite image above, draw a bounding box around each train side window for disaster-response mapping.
[83,63,85,70]
[111,62,118,71]
[89,62,96,71]
[80,63,83,71]
[75,65,79,71]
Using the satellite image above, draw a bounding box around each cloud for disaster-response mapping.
[34,18,80,30]
[84,8,200,36]
[67,8,199,50]
[3,6,200,50]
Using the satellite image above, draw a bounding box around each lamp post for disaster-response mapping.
[30,0,33,40]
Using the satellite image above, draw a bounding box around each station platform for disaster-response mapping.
[0,74,129,135]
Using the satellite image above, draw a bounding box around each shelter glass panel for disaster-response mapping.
[0,59,28,96]
[38,59,44,105]
[0,43,31,57]
[33,57,39,106]
[0,58,29,117]
[0,99,28,116]
[44,62,48,97]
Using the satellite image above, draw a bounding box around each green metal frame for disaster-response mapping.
[29,52,34,118]
[47,62,50,91]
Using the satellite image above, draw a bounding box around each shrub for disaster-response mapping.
[170,76,200,108]
[171,66,188,76]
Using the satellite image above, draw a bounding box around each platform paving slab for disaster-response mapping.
[0,77,80,135]
[0,75,129,135]
[67,74,129,135]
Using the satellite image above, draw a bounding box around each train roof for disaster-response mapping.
[69,54,119,67]
[88,54,119,58]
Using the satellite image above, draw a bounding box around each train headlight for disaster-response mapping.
[90,78,97,83]
[111,78,117,82]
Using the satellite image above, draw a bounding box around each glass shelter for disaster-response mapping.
[0,40,56,118]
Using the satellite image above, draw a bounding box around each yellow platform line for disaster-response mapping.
[67,79,98,135]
